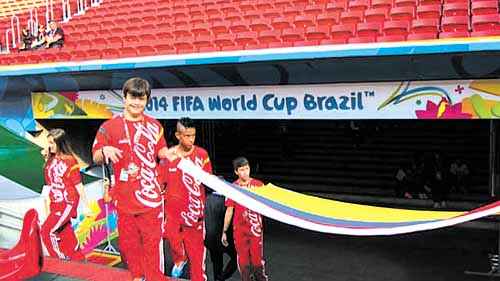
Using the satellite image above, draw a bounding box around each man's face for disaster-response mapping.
[124,94,147,117]
[176,127,196,151]
[49,22,56,30]
[47,136,57,154]
[235,164,250,182]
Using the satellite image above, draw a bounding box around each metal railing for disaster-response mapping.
[62,0,72,22]
[45,0,54,26]
[28,7,39,37]
[9,15,20,49]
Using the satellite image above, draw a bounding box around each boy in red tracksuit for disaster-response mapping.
[92,77,169,281]
[41,128,87,261]
[161,117,212,281]
[222,157,269,281]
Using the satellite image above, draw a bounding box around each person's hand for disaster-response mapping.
[102,145,123,164]
[221,232,229,247]
[103,179,112,203]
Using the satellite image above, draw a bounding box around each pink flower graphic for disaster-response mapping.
[415,100,472,119]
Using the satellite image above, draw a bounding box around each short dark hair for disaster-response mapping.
[177,117,195,130]
[122,77,151,100]
[232,156,249,171]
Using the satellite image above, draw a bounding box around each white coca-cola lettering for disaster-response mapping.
[180,156,205,226]
[48,159,68,203]
[131,119,162,208]
[246,210,262,237]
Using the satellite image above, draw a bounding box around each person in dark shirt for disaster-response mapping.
[45,20,64,48]
[20,28,34,51]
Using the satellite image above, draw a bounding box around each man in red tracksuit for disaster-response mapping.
[92,77,169,281]
[161,117,212,281]
[222,157,269,281]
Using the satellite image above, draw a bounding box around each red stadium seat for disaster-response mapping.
[281,28,305,43]
[320,38,349,45]
[349,0,369,12]
[441,16,470,32]
[154,43,176,54]
[235,31,258,47]
[390,6,415,21]
[357,22,382,37]
[192,23,212,37]
[348,36,376,43]
[326,2,347,14]
[214,33,236,48]
[102,48,121,59]
[294,15,316,28]
[272,17,293,30]
[377,34,407,41]
[340,10,365,25]
[192,35,214,50]
[471,14,499,31]
[283,6,302,17]
[305,26,332,41]
[331,24,356,41]
[229,20,250,33]
[211,21,230,35]
[76,39,92,50]
[371,0,393,10]
[439,31,470,38]
[383,20,409,36]
[304,4,326,16]
[249,19,272,33]
[119,47,138,57]
[365,8,390,23]
[416,5,441,19]
[135,46,157,56]
[317,13,339,26]
[471,0,499,15]
[443,3,469,17]
[411,18,439,33]
[394,0,417,8]
[471,29,500,36]
[258,30,282,45]
[407,32,438,39]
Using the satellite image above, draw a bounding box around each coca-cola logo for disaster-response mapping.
[181,156,204,226]
[246,210,262,237]
[132,121,162,208]
[48,159,68,203]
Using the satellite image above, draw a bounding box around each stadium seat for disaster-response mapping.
[349,0,370,12]
[249,19,272,33]
[258,30,282,45]
[411,18,439,33]
[383,20,410,36]
[340,10,365,25]
[471,14,499,31]
[365,8,390,23]
[470,29,500,36]
[439,30,470,38]
[443,2,469,17]
[371,0,393,10]
[235,31,258,47]
[442,16,470,32]
[272,17,293,30]
[294,15,316,28]
[471,0,499,15]
[305,26,332,41]
[281,28,305,43]
[394,0,418,8]
[407,32,438,40]
[304,4,326,17]
[377,34,407,41]
[317,13,339,26]
[348,36,376,43]
[390,6,416,21]
[416,5,441,19]
[331,24,356,41]
[357,22,382,37]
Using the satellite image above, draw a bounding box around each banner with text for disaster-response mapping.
[32,79,500,119]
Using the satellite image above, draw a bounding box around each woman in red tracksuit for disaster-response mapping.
[40,128,87,261]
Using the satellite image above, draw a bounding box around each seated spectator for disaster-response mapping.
[450,159,469,194]
[19,28,34,51]
[424,152,449,208]
[45,20,64,48]
[31,24,47,49]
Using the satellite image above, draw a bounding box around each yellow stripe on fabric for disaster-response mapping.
[251,184,464,223]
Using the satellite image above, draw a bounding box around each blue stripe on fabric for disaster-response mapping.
[228,183,439,228]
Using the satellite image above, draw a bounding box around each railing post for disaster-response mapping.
[45,0,54,25]
[62,0,72,22]
[10,15,20,49]
[5,29,11,53]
